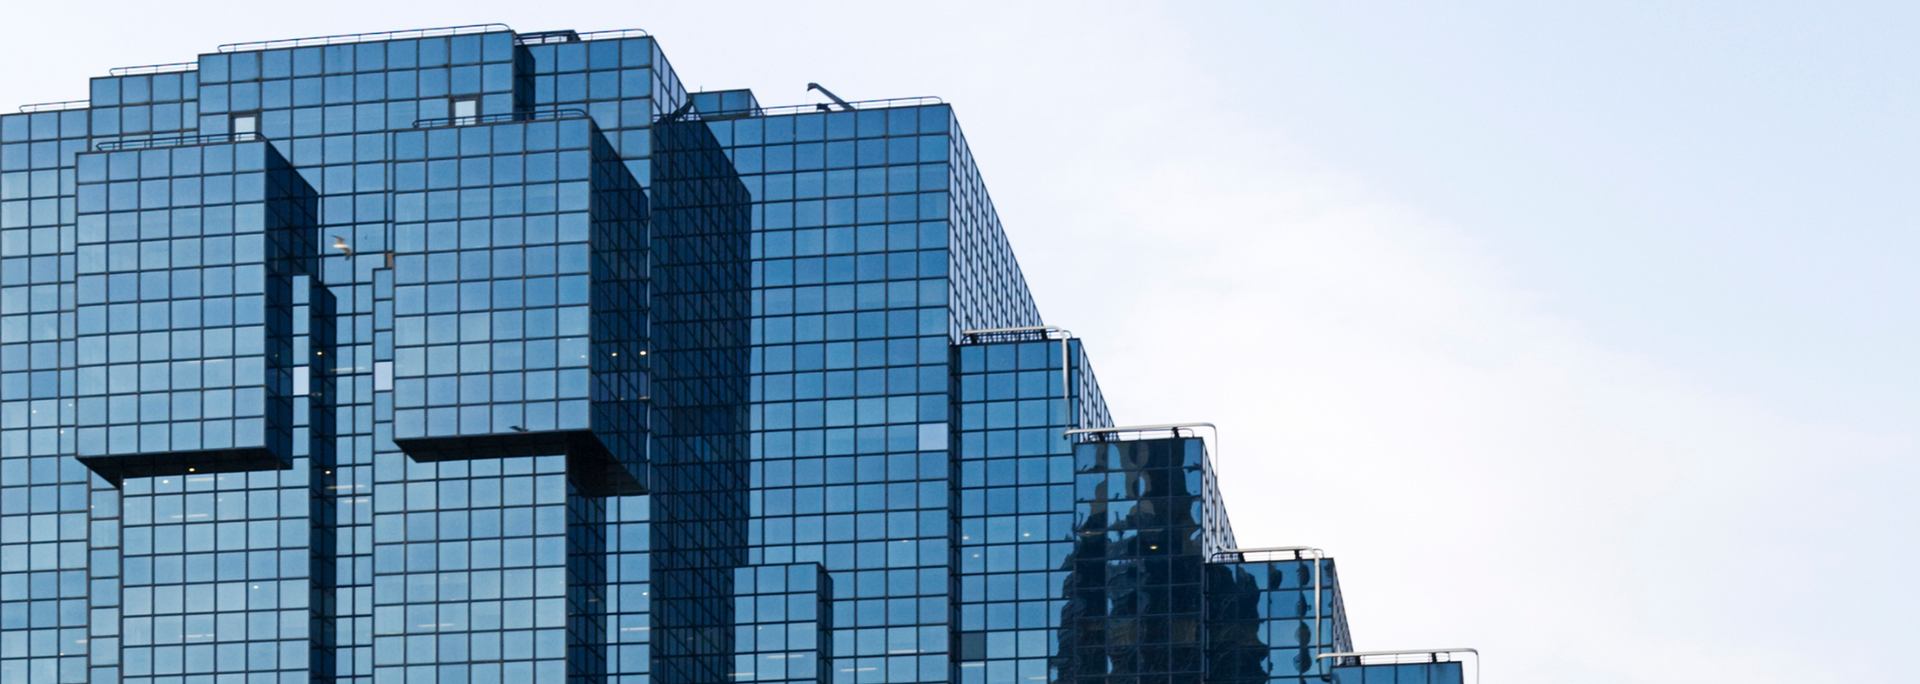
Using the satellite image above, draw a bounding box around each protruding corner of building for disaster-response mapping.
[392,429,647,496]
[78,446,293,488]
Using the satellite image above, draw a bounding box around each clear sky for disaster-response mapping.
[7,2,1914,681]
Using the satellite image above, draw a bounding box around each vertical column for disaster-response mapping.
[68,138,328,684]
[1204,555,1352,684]
[950,337,1083,684]
[645,111,750,684]
[520,34,685,684]
[730,563,832,684]
[366,452,592,682]
[374,113,645,683]
[703,104,958,684]
[304,279,341,683]
[0,104,93,684]
[1057,438,1216,684]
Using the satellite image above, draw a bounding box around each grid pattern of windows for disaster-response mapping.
[951,337,1110,684]
[943,128,1039,336]
[0,23,1471,684]
[524,35,682,177]
[2,93,137,684]
[114,469,323,683]
[71,141,312,481]
[183,31,530,684]
[390,118,595,437]
[388,116,649,493]
[696,102,968,684]
[193,31,518,140]
[88,72,202,140]
[522,35,689,684]
[367,454,604,683]
[644,113,752,684]
[731,563,831,684]
[604,497,652,684]
[1329,662,1463,684]
[1056,438,1234,684]
[1204,559,1351,684]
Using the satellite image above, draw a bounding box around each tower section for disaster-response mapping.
[72,139,316,485]
[385,113,651,496]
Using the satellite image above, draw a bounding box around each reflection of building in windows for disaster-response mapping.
[0,24,1472,684]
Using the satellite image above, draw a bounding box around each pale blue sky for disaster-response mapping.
[6,2,1913,681]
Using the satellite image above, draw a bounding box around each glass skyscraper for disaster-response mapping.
[0,24,1475,684]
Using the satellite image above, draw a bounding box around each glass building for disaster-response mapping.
[0,24,1476,684]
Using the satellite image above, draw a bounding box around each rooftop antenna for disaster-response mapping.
[807,83,855,112]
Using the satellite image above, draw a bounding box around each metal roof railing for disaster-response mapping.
[1066,422,1222,477]
[109,62,199,77]
[412,108,588,129]
[17,100,89,113]
[1207,546,1321,563]
[576,28,650,41]
[1316,648,1480,684]
[1209,545,1327,661]
[685,95,945,121]
[218,23,513,53]
[1065,422,1217,441]
[959,325,1071,343]
[95,132,263,152]
[514,30,581,45]
[960,326,1076,425]
[515,28,651,45]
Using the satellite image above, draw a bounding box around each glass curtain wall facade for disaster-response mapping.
[0,24,1469,684]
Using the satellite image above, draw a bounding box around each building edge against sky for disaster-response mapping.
[0,24,1473,684]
